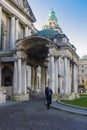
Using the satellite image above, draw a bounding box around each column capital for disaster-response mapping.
[49,48,54,57]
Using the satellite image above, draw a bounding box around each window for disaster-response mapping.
[82,69,84,73]
[82,80,84,84]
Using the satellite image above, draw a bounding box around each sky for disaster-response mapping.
[28,0,87,58]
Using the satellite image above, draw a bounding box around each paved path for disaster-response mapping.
[51,100,87,116]
[0,99,87,130]
[0,99,87,116]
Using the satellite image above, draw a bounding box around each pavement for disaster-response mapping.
[0,100,19,108]
[1,98,87,130]
[0,99,87,116]
[51,100,87,116]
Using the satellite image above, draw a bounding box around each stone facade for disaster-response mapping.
[0,0,37,102]
[0,0,79,103]
[78,55,87,93]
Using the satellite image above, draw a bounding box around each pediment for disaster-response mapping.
[10,0,36,22]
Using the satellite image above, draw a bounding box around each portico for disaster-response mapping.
[12,36,59,100]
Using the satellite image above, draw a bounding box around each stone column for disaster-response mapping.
[58,56,62,93]
[22,60,27,94]
[49,50,55,93]
[73,64,78,94]
[0,6,2,50]
[10,16,15,50]
[17,58,22,94]
[34,67,37,91]
[27,65,31,88]
[13,60,18,94]
[45,67,48,87]
[25,26,29,37]
[3,29,8,51]
[64,57,69,94]
[57,57,60,93]
[41,66,45,94]
[55,58,58,93]
[31,67,35,90]
[67,59,71,94]
[15,19,19,41]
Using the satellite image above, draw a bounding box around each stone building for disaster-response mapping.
[41,9,79,99]
[0,0,79,103]
[78,55,87,93]
[0,0,37,102]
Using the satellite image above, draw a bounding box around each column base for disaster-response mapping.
[52,93,58,100]
[0,92,6,103]
[11,94,29,101]
[58,93,79,100]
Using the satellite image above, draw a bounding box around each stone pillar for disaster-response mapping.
[10,16,15,50]
[17,58,22,94]
[4,27,8,51]
[22,60,27,94]
[55,58,58,93]
[25,26,29,37]
[13,56,29,101]
[34,67,37,91]
[13,60,18,94]
[49,50,55,93]
[64,57,69,94]
[31,67,35,90]
[15,19,19,41]
[67,59,71,94]
[0,6,2,50]
[58,56,62,93]
[41,66,45,94]
[57,57,60,93]
[27,65,31,88]
[73,64,78,94]
[45,67,48,87]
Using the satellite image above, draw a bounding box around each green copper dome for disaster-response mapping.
[48,8,57,21]
[35,29,59,39]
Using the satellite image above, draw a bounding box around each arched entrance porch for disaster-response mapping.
[12,36,59,101]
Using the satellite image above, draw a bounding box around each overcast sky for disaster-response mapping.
[28,0,87,58]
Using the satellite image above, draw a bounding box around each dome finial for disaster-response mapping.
[48,8,57,21]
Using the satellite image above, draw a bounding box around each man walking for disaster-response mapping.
[45,86,53,109]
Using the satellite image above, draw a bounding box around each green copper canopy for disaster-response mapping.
[35,29,59,39]
[48,8,57,21]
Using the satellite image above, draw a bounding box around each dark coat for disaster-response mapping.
[45,87,53,104]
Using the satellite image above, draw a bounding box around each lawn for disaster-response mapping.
[61,97,87,108]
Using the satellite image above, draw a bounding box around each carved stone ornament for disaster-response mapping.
[10,0,36,21]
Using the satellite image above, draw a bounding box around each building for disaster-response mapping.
[78,55,87,93]
[0,0,79,103]
[0,0,37,102]
[41,9,79,99]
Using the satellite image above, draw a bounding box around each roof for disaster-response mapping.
[35,29,59,39]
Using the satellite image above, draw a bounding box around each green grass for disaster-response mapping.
[79,93,87,96]
[61,97,87,108]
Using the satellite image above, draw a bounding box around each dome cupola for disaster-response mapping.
[42,9,63,33]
